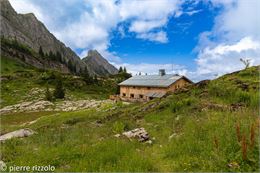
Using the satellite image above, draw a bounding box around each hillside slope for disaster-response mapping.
[0,0,118,76]
[1,66,259,172]
[0,0,83,72]
[0,56,119,108]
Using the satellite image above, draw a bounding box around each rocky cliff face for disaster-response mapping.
[83,50,118,76]
[0,0,118,76]
[0,0,83,72]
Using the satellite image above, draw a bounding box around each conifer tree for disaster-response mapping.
[119,66,123,73]
[39,46,44,57]
[53,79,65,99]
[45,84,53,101]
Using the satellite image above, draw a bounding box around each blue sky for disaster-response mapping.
[9,0,260,81]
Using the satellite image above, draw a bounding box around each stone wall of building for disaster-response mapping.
[119,78,190,101]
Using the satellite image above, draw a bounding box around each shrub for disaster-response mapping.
[112,121,125,133]
[171,98,195,113]
[53,79,65,99]
[45,85,53,101]
[235,91,251,105]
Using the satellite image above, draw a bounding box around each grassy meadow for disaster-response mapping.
[1,64,259,171]
[0,56,119,107]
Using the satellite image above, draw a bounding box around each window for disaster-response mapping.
[130,94,134,98]
[139,94,143,98]
[122,93,126,97]
[133,86,136,89]
[147,87,151,90]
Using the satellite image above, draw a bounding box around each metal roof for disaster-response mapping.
[119,74,183,87]
[145,92,166,98]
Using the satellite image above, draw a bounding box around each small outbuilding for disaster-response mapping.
[118,69,193,102]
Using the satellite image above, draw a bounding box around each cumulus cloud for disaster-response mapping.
[194,0,260,80]
[196,37,260,77]
[9,0,183,62]
[137,31,168,43]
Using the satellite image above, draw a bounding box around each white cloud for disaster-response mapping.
[196,37,260,78]
[119,0,181,21]
[9,0,183,63]
[129,19,167,33]
[194,0,260,80]
[137,31,168,43]
[9,0,45,22]
[212,0,260,41]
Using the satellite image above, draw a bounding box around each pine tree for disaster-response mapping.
[39,46,44,57]
[94,75,98,83]
[68,60,74,73]
[45,84,53,101]
[83,67,90,79]
[56,51,62,62]
[123,67,127,73]
[53,79,65,99]
[48,50,55,60]
[82,67,94,84]
[119,66,123,73]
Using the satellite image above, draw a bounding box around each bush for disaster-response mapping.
[53,79,65,99]
[45,85,53,101]
[171,98,195,113]
[112,121,125,133]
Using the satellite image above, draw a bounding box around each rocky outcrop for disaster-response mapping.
[0,100,114,114]
[83,50,118,76]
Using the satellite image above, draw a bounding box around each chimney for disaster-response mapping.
[159,69,166,76]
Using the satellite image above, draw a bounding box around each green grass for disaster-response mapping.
[1,66,259,172]
[0,56,118,107]
[0,56,29,75]
[0,111,59,134]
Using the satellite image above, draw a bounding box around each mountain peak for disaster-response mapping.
[83,50,118,76]
[88,49,100,57]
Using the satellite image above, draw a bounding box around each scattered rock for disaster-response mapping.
[114,134,121,138]
[227,162,240,169]
[122,128,149,142]
[0,101,54,114]
[0,129,35,142]
[168,133,177,140]
[230,103,244,111]
[202,102,228,111]
[145,140,153,144]
[0,99,114,114]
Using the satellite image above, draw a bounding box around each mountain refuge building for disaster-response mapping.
[118,69,193,102]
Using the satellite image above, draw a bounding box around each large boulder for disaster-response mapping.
[122,128,149,142]
[0,129,35,142]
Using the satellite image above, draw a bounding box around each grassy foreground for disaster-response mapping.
[1,66,259,172]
